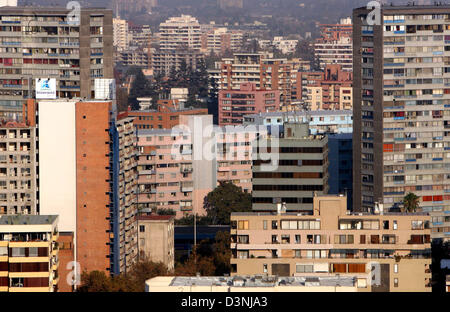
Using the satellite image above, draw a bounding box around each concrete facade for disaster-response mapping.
[218,82,280,126]
[315,19,353,71]
[0,121,37,215]
[219,53,292,107]
[242,110,353,135]
[252,123,329,213]
[136,115,262,217]
[353,5,450,242]
[0,7,114,121]
[231,195,432,292]
[296,64,353,110]
[137,215,174,271]
[0,215,59,292]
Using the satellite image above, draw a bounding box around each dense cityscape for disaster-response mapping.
[0,0,448,296]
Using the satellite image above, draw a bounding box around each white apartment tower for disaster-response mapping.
[159,15,201,51]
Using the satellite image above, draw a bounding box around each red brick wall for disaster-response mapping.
[75,101,111,274]
[57,232,74,292]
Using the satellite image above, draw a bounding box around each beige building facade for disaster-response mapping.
[231,195,432,292]
[0,215,59,292]
[137,215,174,271]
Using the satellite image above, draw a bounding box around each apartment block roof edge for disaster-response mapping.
[137,215,175,221]
[0,214,58,225]
[0,6,112,13]
[354,3,450,11]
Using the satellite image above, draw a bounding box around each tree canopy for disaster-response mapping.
[174,231,231,276]
[78,259,169,292]
[403,192,420,213]
[203,181,252,225]
[127,67,157,110]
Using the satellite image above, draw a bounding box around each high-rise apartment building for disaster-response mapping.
[151,50,204,75]
[252,122,329,213]
[136,115,216,218]
[136,115,261,217]
[219,53,292,107]
[200,27,243,55]
[315,18,353,71]
[0,117,37,215]
[113,17,130,52]
[0,7,114,121]
[112,115,138,274]
[0,215,59,292]
[231,195,432,292]
[353,5,450,241]
[159,15,201,51]
[129,24,152,49]
[34,99,137,279]
[295,64,353,110]
[117,50,149,68]
[218,83,280,126]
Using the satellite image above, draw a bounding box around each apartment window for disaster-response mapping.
[237,251,249,259]
[393,220,398,230]
[295,250,301,258]
[263,264,268,273]
[360,235,366,244]
[263,220,267,230]
[394,278,399,287]
[281,235,290,244]
[296,264,313,273]
[334,235,354,244]
[272,220,278,229]
[412,220,423,230]
[139,225,145,232]
[11,247,25,257]
[295,235,301,244]
[28,247,38,257]
[237,235,249,244]
[383,221,389,230]
[394,264,398,273]
[272,235,278,243]
[238,220,249,230]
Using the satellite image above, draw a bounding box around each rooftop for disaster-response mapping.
[0,6,110,13]
[167,275,356,288]
[232,211,429,217]
[244,110,352,119]
[355,4,450,11]
[137,215,174,221]
[129,107,207,114]
[0,215,58,226]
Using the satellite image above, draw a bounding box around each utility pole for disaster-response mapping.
[194,212,197,265]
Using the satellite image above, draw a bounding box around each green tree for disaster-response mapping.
[156,208,176,216]
[208,75,219,124]
[127,67,151,110]
[125,259,169,292]
[116,86,130,113]
[78,270,115,292]
[174,214,212,226]
[403,192,420,213]
[174,250,216,277]
[212,231,231,276]
[77,259,169,292]
[203,181,252,225]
